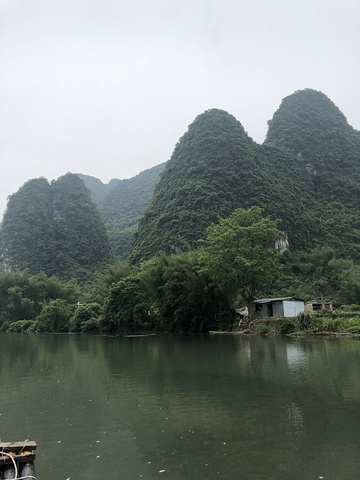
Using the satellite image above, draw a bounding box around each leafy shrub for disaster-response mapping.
[255,323,270,335]
[69,303,101,333]
[81,318,100,333]
[6,320,35,333]
[344,324,360,333]
[0,321,10,333]
[337,304,360,313]
[36,299,72,332]
[279,319,295,334]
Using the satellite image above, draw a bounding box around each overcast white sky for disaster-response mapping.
[1,0,359,218]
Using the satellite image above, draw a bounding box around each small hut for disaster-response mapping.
[254,297,304,318]
[305,299,333,312]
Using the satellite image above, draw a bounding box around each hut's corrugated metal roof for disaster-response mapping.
[254,297,303,304]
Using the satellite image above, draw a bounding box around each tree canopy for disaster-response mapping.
[199,207,283,319]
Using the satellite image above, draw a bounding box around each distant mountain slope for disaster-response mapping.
[78,163,166,258]
[131,108,316,263]
[76,174,120,206]
[0,174,110,280]
[265,88,360,259]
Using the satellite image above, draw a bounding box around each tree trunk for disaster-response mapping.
[247,298,256,321]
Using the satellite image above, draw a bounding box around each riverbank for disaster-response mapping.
[231,310,360,336]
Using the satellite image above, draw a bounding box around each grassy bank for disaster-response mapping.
[239,309,360,336]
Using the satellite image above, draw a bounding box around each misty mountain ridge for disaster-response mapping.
[1,88,359,276]
[132,89,360,262]
[76,174,121,207]
[77,162,167,258]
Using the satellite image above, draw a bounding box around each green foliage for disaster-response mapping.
[100,250,233,334]
[337,304,360,313]
[69,303,101,333]
[250,318,296,335]
[278,319,296,335]
[140,251,232,332]
[307,314,360,334]
[0,269,80,326]
[0,173,110,281]
[6,320,37,333]
[36,299,73,333]
[199,207,283,319]
[86,260,134,305]
[337,266,360,305]
[102,275,153,333]
[278,247,360,306]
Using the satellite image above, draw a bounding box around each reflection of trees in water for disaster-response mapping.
[0,334,359,480]
[287,402,304,436]
[100,335,360,479]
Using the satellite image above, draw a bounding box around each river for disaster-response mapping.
[0,334,359,480]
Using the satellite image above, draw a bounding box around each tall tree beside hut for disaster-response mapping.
[199,207,283,320]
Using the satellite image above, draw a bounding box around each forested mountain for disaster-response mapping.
[131,109,315,262]
[78,163,166,258]
[0,174,110,280]
[266,89,360,260]
[132,91,360,263]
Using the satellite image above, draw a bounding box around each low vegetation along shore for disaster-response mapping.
[235,308,360,336]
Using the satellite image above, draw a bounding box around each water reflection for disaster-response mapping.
[0,334,359,480]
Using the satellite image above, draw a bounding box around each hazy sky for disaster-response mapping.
[1,0,359,217]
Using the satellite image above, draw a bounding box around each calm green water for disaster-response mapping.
[0,334,359,480]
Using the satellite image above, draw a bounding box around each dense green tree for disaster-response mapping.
[100,250,233,334]
[337,266,360,305]
[278,247,360,306]
[101,275,153,333]
[199,207,283,319]
[36,299,73,332]
[140,252,232,332]
[69,303,101,333]
[0,269,80,325]
[85,260,134,305]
